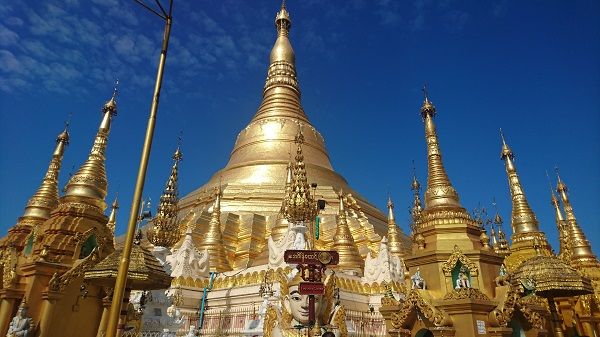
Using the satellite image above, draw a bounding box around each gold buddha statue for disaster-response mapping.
[264,269,347,337]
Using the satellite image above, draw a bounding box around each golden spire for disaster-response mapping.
[332,189,363,274]
[63,82,118,211]
[271,161,293,241]
[410,167,423,225]
[500,130,552,269]
[107,196,119,245]
[492,200,510,256]
[386,197,404,257]
[21,124,70,221]
[198,186,232,272]
[147,145,182,248]
[555,170,598,265]
[283,130,318,223]
[499,130,541,236]
[546,171,569,262]
[419,87,462,209]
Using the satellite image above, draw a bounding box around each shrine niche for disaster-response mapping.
[441,245,478,277]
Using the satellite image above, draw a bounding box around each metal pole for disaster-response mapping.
[104,2,173,336]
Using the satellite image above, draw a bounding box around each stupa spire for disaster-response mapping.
[386,197,404,257]
[499,130,541,236]
[148,145,182,248]
[332,189,363,275]
[491,199,510,256]
[107,196,119,246]
[283,129,318,223]
[419,87,461,209]
[22,124,70,221]
[554,170,598,265]
[271,161,293,241]
[410,167,423,223]
[500,130,552,269]
[198,185,232,272]
[63,82,118,211]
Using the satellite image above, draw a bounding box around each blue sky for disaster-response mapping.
[0,0,598,256]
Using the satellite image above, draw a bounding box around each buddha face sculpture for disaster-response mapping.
[283,284,324,325]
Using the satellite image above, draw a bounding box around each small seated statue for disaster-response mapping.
[411,267,426,289]
[6,300,33,337]
[454,266,471,289]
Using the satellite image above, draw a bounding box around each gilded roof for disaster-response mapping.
[512,254,593,298]
[84,243,171,290]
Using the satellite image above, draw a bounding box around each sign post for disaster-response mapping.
[284,250,339,327]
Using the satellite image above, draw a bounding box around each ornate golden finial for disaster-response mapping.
[20,124,70,222]
[63,84,118,210]
[283,128,318,223]
[148,144,182,248]
[271,162,293,241]
[418,87,461,209]
[386,196,405,257]
[491,198,510,256]
[198,185,232,272]
[499,130,541,236]
[553,170,598,265]
[332,190,363,274]
[410,164,423,223]
[275,0,291,36]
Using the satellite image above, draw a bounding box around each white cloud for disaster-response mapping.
[0,24,18,46]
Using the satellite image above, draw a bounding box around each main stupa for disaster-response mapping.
[176,3,410,269]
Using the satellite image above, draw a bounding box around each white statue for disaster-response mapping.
[166,225,209,279]
[362,237,406,283]
[268,221,308,269]
[454,266,471,289]
[6,300,32,337]
[185,325,197,337]
[411,267,426,289]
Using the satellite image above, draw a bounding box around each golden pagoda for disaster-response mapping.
[0,86,118,337]
[176,1,390,269]
[380,90,508,337]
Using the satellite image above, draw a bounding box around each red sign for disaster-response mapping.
[284,250,339,265]
[299,282,325,295]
